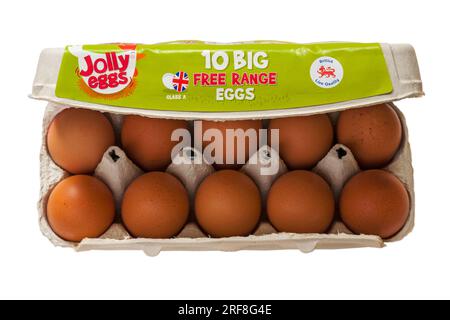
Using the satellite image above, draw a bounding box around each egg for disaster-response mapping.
[47,108,115,174]
[201,120,263,169]
[121,115,189,171]
[268,114,333,169]
[339,169,409,239]
[267,170,335,233]
[336,104,402,168]
[121,172,189,238]
[46,175,115,242]
[195,170,261,237]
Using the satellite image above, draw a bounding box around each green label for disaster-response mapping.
[55,42,393,112]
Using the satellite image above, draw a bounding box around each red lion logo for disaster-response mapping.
[317,65,336,78]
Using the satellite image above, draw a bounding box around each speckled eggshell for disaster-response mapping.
[336,104,402,168]
[46,175,115,242]
[339,169,410,239]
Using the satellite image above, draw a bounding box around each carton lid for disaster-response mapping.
[31,42,423,120]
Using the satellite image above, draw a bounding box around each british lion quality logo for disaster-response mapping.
[310,56,344,89]
[317,65,336,78]
[69,44,140,97]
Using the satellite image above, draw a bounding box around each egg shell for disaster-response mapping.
[195,170,262,237]
[267,170,335,234]
[339,169,410,239]
[268,114,334,169]
[121,115,189,171]
[336,103,402,168]
[47,108,115,174]
[121,172,189,238]
[201,119,263,170]
[46,175,115,242]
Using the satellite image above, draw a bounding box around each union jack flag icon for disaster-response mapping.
[172,71,189,92]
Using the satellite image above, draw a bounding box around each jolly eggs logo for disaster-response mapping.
[310,56,344,88]
[69,45,137,95]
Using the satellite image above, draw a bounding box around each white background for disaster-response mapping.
[0,0,448,300]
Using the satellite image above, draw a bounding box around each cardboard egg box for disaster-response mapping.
[32,43,423,254]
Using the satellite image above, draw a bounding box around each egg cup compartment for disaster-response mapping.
[38,102,414,255]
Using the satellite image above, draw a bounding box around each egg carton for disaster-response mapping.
[33,43,422,254]
[37,101,414,255]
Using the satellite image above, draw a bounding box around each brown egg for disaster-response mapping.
[336,104,402,168]
[121,116,189,171]
[339,170,410,239]
[201,120,263,169]
[195,170,261,237]
[267,170,335,233]
[47,108,115,174]
[268,115,333,169]
[46,175,115,242]
[121,172,189,238]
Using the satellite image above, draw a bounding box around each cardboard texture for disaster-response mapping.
[32,43,422,255]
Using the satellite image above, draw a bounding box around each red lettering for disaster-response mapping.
[231,73,240,85]
[80,56,94,77]
[80,52,134,91]
[118,72,128,84]
[98,74,108,89]
[193,73,201,85]
[250,73,259,84]
[106,53,113,71]
[241,73,249,85]
[269,72,277,84]
[94,58,107,73]
[210,73,218,85]
[230,72,277,86]
[108,73,119,88]
[201,73,210,85]
[88,76,98,88]
[118,54,129,72]
[218,73,226,85]
[111,52,118,70]
[192,73,227,86]
[80,52,132,82]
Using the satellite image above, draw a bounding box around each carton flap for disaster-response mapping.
[31,42,423,120]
